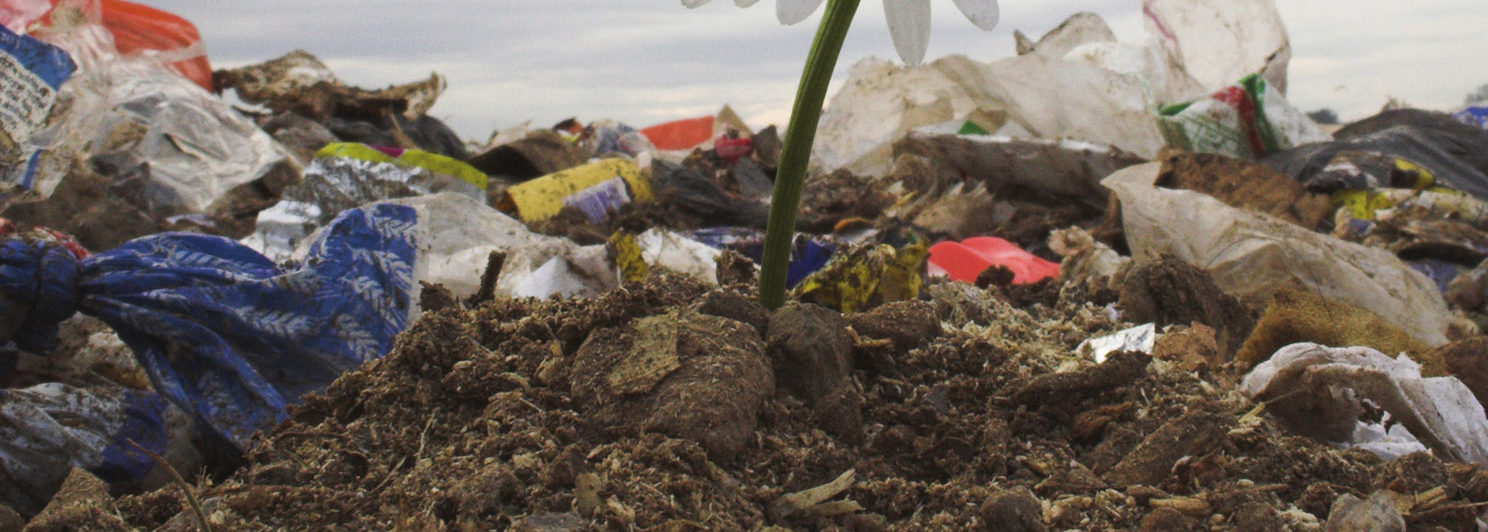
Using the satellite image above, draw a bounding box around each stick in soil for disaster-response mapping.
[468,251,507,307]
[127,438,214,532]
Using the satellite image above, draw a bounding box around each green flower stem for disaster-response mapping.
[758,0,861,309]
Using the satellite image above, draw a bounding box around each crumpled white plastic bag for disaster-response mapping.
[1242,342,1488,466]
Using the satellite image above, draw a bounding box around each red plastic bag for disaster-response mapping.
[928,236,1059,285]
[40,0,212,91]
[713,135,751,163]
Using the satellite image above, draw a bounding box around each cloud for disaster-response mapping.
[145,0,1486,140]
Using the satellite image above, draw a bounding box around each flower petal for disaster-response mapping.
[734,0,762,6]
[883,0,929,66]
[777,0,826,25]
[682,0,712,8]
[950,0,999,30]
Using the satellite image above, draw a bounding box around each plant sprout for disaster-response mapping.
[684,0,1000,309]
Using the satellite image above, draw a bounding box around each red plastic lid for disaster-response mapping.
[928,236,1059,285]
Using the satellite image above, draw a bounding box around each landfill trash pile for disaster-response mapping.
[8,0,1488,531]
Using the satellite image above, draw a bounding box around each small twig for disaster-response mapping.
[127,438,213,532]
[369,456,410,495]
[468,251,508,308]
[277,430,354,443]
[1411,499,1488,518]
[416,409,440,463]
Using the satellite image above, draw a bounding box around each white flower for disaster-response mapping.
[683,0,999,66]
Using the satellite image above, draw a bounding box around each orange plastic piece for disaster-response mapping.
[640,115,714,151]
[45,0,213,91]
[928,236,1060,285]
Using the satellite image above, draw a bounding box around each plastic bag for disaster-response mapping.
[813,56,1009,176]
[66,0,212,91]
[378,193,616,302]
[1242,342,1488,466]
[641,115,714,151]
[0,382,199,516]
[0,23,74,193]
[245,142,483,260]
[215,49,448,126]
[1014,11,1116,59]
[1105,163,1451,347]
[1265,114,1488,201]
[1141,0,1292,95]
[1159,73,1329,159]
[16,6,293,211]
[0,0,50,32]
[0,203,419,450]
[581,119,653,158]
[814,1,1295,176]
[1078,323,1156,364]
[793,241,927,314]
[4,0,210,90]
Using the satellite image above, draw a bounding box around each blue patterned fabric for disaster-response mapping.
[0,237,81,354]
[1,204,418,451]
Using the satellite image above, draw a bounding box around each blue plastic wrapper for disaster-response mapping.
[686,227,835,288]
[0,203,418,451]
[1456,107,1488,129]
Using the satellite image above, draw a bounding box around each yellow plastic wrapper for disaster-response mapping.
[316,142,488,191]
[608,231,649,285]
[1392,158,1435,190]
[793,243,927,314]
[500,159,653,222]
[1332,189,1395,221]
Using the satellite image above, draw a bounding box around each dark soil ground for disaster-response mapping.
[29,264,1488,532]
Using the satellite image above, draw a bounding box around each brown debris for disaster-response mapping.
[767,302,855,405]
[845,300,942,354]
[1235,286,1438,374]
[1103,409,1232,488]
[978,488,1046,532]
[1118,256,1257,356]
[22,469,128,532]
[1152,324,1223,373]
[1009,350,1152,409]
[1440,336,1488,408]
[568,310,773,462]
[1155,150,1334,231]
[40,270,1488,532]
[466,129,589,180]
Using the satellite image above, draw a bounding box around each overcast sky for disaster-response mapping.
[144,0,1488,142]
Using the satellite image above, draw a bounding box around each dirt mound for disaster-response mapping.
[52,273,1488,531]
[567,309,773,462]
